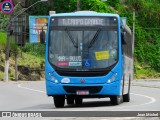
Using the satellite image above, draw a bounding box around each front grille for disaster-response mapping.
[56,70,109,77]
[63,86,102,94]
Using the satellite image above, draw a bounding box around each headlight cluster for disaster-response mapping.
[48,72,58,83]
[48,72,71,84]
[107,73,118,84]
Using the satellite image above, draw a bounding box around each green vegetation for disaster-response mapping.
[27,0,114,14]
[22,43,45,58]
[134,62,160,79]
[18,52,44,67]
[0,32,7,50]
[0,32,19,51]
[101,0,160,78]
[131,0,160,78]
[0,13,9,30]
[0,72,4,81]
[0,32,44,80]
[131,0,160,72]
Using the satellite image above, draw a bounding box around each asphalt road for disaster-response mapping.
[0,80,160,119]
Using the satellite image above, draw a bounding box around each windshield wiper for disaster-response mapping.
[88,28,101,48]
[65,28,78,48]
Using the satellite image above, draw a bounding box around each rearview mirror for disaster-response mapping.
[121,32,127,45]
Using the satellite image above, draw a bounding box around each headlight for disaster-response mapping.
[51,76,58,83]
[48,72,58,83]
[107,73,117,84]
[51,76,55,80]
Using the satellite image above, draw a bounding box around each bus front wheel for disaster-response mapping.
[53,95,65,108]
[110,95,123,105]
[75,98,83,105]
[66,96,75,105]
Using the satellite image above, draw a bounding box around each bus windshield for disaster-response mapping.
[49,29,118,70]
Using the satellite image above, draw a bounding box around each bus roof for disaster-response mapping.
[50,11,119,18]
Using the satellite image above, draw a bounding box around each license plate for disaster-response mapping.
[76,90,89,95]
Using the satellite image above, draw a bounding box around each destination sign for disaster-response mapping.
[51,17,117,27]
[59,18,104,26]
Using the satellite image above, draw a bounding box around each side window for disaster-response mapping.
[127,33,132,58]
[122,31,132,58]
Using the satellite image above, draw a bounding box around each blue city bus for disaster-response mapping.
[45,11,133,108]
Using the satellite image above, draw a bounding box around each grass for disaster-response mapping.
[22,43,45,58]
[18,52,44,67]
[134,61,160,79]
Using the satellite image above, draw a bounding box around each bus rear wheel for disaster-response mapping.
[75,98,83,105]
[123,93,130,102]
[123,76,131,102]
[53,95,65,108]
[110,95,123,105]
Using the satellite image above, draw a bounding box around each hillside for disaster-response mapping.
[0,42,45,81]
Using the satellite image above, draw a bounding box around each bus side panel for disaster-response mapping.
[123,55,133,95]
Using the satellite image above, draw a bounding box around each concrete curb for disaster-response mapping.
[133,79,160,81]
[132,79,160,89]
[131,84,160,89]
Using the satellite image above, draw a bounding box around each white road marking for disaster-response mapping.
[17,84,46,94]
[17,84,156,108]
[131,93,156,105]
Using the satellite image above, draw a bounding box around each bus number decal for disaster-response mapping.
[58,56,66,61]
[58,56,82,62]
[69,56,82,62]
[95,51,110,60]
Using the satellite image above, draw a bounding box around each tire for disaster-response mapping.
[110,95,123,105]
[75,98,83,105]
[53,95,65,108]
[123,75,131,102]
[66,96,74,105]
[123,93,130,102]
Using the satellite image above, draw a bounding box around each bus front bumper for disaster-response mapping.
[46,80,121,96]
